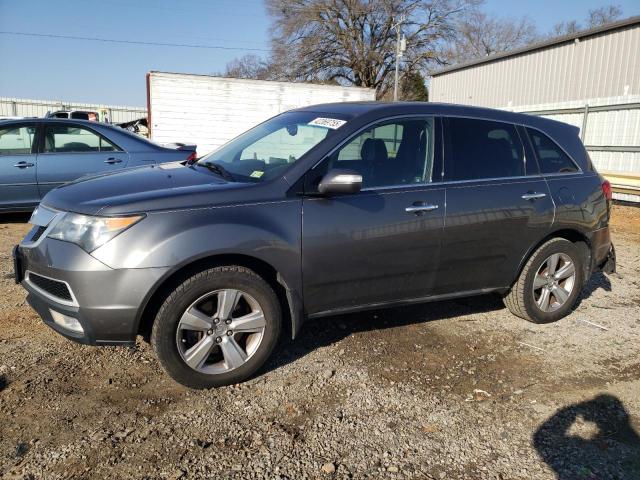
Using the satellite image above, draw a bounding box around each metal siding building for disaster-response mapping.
[430,17,640,202]
[0,97,146,123]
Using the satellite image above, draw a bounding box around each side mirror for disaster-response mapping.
[318,169,362,195]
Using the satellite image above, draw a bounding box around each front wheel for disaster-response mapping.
[504,238,584,324]
[151,266,281,389]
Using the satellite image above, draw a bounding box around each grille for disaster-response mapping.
[28,273,72,302]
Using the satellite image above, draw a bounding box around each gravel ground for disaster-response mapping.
[1,205,639,480]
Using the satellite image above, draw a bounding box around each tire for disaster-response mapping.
[504,238,584,324]
[151,266,281,389]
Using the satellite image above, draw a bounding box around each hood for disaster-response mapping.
[41,162,256,215]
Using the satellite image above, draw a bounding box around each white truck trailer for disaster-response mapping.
[146,71,376,156]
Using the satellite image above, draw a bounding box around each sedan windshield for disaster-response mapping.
[197,111,348,182]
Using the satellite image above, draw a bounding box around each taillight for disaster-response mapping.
[185,151,197,164]
[602,179,612,202]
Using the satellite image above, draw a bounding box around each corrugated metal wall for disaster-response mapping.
[0,97,146,123]
[148,72,376,155]
[429,22,640,202]
[430,23,640,106]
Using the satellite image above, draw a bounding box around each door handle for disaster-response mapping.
[405,204,439,214]
[521,192,547,200]
[104,157,123,164]
[13,161,35,168]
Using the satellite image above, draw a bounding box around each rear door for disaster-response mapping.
[302,116,445,315]
[37,122,130,197]
[0,122,40,210]
[437,117,554,294]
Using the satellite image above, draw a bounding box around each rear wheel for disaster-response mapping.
[151,266,281,389]
[504,238,584,324]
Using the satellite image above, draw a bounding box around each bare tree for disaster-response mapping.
[224,54,279,80]
[444,10,538,63]
[587,4,623,27]
[266,0,478,98]
[551,4,623,36]
[549,20,581,37]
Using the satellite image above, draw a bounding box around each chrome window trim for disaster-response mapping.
[360,174,549,193]
[24,270,79,308]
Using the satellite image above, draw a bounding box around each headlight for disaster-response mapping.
[47,213,144,252]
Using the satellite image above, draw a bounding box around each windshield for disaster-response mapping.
[197,111,347,182]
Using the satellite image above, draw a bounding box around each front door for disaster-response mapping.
[0,122,40,210]
[437,117,555,294]
[302,117,445,315]
[37,122,129,197]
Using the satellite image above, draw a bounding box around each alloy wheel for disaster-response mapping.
[176,289,266,374]
[532,253,577,313]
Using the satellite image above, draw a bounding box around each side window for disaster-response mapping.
[44,125,119,153]
[0,125,36,155]
[329,118,435,189]
[445,118,525,181]
[527,128,579,174]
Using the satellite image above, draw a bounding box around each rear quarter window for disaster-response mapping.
[527,128,579,174]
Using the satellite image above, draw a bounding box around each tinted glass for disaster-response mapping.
[44,125,118,153]
[527,128,578,174]
[446,118,525,181]
[330,118,435,189]
[0,125,36,155]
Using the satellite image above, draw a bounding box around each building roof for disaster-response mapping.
[430,16,640,77]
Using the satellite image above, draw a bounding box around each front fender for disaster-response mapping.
[92,200,303,331]
[93,200,301,271]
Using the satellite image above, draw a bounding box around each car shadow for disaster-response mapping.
[265,293,506,373]
[575,271,612,310]
[533,394,640,479]
[264,272,614,374]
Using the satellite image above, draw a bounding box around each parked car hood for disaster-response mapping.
[40,162,266,216]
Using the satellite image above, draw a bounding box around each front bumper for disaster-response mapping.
[14,238,168,346]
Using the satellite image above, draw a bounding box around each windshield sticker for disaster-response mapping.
[308,117,346,129]
[250,170,265,178]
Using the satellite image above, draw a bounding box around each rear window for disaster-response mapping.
[445,117,525,181]
[527,129,579,174]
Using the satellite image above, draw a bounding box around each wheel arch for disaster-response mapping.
[135,253,302,342]
[512,228,593,287]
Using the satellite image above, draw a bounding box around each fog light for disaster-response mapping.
[49,309,84,334]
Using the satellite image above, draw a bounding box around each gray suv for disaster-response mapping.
[14,103,615,388]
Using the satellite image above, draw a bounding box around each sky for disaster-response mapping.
[1,0,638,106]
